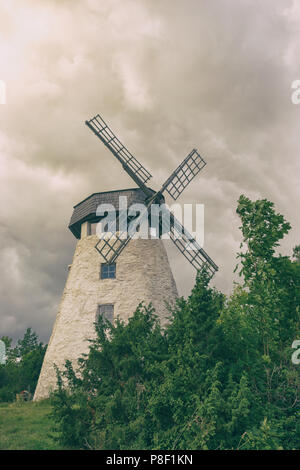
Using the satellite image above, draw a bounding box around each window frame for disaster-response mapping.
[96,304,114,324]
[100,262,116,280]
[89,222,98,235]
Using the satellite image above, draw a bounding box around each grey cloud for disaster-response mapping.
[0,0,299,342]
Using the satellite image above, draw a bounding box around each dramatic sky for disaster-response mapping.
[0,0,299,343]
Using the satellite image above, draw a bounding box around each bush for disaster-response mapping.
[51,196,300,449]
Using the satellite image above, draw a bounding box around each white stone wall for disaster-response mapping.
[34,235,178,400]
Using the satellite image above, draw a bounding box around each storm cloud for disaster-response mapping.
[0,0,299,342]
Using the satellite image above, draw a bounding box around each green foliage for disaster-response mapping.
[293,245,300,263]
[15,328,40,358]
[51,195,300,450]
[236,195,291,279]
[0,328,46,402]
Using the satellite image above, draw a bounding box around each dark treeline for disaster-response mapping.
[0,328,46,401]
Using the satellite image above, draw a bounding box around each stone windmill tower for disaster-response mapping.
[34,115,218,400]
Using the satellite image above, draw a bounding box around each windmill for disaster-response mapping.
[34,114,217,400]
[85,114,218,278]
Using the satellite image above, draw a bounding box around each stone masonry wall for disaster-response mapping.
[34,235,178,400]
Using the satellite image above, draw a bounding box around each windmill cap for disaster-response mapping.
[68,187,159,239]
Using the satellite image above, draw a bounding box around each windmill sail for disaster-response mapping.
[161,149,206,200]
[95,206,150,264]
[95,231,131,264]
[86,113,218,277]
[86,115,152,190]
[160,207,218,277]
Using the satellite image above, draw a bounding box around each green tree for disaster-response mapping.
[219,195,300,449]
[293,245,300,263]
[51,196,300,450]
[15,328,40,358]
[0,329,46,402]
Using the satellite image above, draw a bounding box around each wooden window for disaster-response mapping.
[100,263,116,279]
[90,222,98,235]
[97,304,114,323]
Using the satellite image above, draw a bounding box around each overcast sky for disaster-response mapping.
[0,0,299,343]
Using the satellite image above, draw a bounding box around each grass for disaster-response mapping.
[0,400,65,450]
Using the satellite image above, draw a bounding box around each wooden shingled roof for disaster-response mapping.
[68,188,153,239]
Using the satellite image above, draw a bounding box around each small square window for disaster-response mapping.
[97,304,114,323]
[101,263,116,279]
[90,222,98,235]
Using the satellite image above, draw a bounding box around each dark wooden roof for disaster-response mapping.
[68,188,154,239]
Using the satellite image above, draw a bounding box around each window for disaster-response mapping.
[90,220,110,236]
[97,304,114,323]
[88,222,102,235]
[100,263,116,279]
[90,222,98,235]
